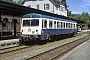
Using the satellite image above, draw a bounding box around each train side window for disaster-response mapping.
[54,21,56,29]
[60,22,63,28]
[63,23,65,28]
[70,23,72,28]
[57,22,61,28]
[72,24,74,28]
[57,22,59,28]
[42,20,44,28]
[76,24,77,28]
[44,20,47,28]
[68,23,71,28]
[74,24,75,28]
[66,23,70,28]
[66,23,68,28]
[61,22,65,28]
[49,20,53,28]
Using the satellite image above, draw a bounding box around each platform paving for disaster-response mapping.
[58,39,90,60]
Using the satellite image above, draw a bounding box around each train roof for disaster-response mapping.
[23,13,77,23]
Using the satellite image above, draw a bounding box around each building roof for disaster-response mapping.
[0,0,84,23]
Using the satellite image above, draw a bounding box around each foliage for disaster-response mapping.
[4,0,13,2]
[3,0,22,5]
[17,0,22,5]
[67,9,90,27]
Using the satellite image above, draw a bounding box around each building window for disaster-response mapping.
[37,4,39,9]
[27,5,31,8]
[44,4,49,10]
[2,18,8,31]
[55,4,58,10]
[60,6,65,12]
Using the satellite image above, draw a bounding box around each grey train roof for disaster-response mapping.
[23,13,77,23]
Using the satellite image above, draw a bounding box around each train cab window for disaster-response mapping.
[23,19,39,26]
[31,19,39,26]
[49,20,53,28]
[23,20,30,26]
[54,21,56,29]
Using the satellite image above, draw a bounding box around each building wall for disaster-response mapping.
[0,14,21,36]
[23,0,67,16]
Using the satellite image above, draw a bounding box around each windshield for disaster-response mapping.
[22,19,39,26]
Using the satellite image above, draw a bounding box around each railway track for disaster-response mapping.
[0,45,29,54]
[0,31,89,50]
[25,35,90,60]
[0,33,87,54]
[0,33,89,60]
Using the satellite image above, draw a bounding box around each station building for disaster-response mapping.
[22,0,67,16]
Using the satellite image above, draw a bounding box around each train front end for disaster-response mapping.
[20,18,41,42]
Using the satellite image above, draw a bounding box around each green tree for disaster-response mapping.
[67,9,72,17]
[4,0,13,2]
[67,10,90,27]
[17,0,22,5]
[4,0,17,3]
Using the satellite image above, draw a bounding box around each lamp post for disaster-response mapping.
[13,16,17,37]
[0,13,1,38]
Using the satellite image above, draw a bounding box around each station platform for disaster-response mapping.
[59,39,90,60]
[0,36,18,41]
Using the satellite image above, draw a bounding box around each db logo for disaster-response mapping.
[28,29,31,32]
